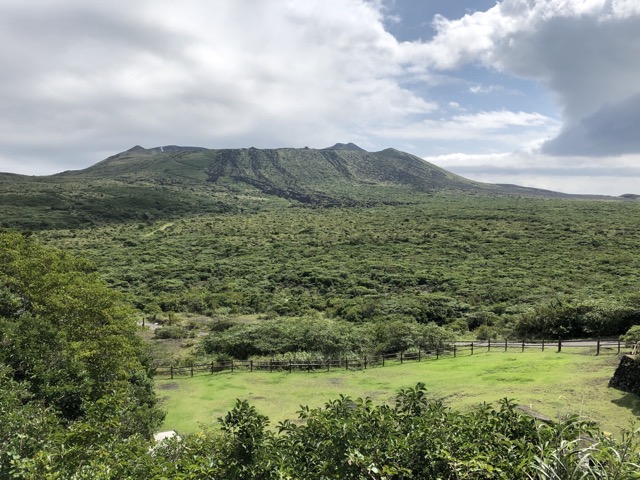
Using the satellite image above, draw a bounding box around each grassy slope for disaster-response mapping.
[156,351,639,436]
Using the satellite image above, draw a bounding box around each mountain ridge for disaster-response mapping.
[0,144,630,230]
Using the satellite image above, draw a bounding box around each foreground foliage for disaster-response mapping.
[0,231,164,478]
[15,384,640,479]
[1,232,639,478]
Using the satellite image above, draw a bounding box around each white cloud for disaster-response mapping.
[375,110,560,154]
[426,151,640,195]
[413,0,640,156]
[0,0,437,173]
[0,0,638,197]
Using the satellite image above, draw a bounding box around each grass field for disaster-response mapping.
[155,351,640,436]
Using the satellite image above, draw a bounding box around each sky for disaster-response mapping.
[1,0,639,195]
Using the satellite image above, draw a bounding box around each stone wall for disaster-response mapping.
[609,355,640,396]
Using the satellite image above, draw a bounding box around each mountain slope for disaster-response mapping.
[62,144,488,200]
[0,144,619,230]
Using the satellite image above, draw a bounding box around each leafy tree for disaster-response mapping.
[0,231,164,476]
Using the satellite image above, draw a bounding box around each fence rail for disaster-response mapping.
[154,338,625,379]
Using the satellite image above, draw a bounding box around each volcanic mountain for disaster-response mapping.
[0,144,611,230]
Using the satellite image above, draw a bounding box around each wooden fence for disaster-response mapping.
[154,338,625,379]
[457,338,623,355]
[155,348,453,378]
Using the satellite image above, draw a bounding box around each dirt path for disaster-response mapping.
[143,222,174,238]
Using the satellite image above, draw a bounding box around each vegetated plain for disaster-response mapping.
[156,351,639,436]
[38,196,640,339]
[20,155,640,434]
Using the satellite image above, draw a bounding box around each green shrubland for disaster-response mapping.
[199,315,454,359]
[37,196,640,341]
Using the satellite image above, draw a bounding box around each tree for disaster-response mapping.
[0,231,164,475]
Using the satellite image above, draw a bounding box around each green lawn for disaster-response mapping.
[156,351,640,436]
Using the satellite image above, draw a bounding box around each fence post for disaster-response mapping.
[436,348,439,360]
[250,360,253,372]
[596,338,600,356]
[190,365,194,377]
[211,362,214,374]
[345,358,348,370]
[289,360,292,373]
[488,338,491,352]
[471,342,474,355]
[231,360,234,373]
[170,366,173,379]
[382,355,385,367]
[542,339,545,352]
[418,349,421,362]
[270,360,273,373]
[364,356,367,369]
[618,339,621,354]
[522,340,525,353]
[504,339,507,352]
[453,344,457,358]
[557,338,562,353]
[400,352,404,364]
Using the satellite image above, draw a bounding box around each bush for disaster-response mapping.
[515,299,640,339]
[155,326,192,339]
[474,324,500,341]
[199,317,455,359]
[620,325,640,346]
[209,319,236,332]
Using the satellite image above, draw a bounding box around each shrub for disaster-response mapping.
[154,326,192,339]
[474,324,500,341]
[209,319,236,332]
[515,299,640,339]
[620,325,640,346]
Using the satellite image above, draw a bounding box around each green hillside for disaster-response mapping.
[0,144,594,230]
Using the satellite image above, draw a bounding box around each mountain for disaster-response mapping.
[72,143,484,201]
[0,144,620,230]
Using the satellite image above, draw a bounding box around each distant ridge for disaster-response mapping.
[324,142,367,152]
[73,143,487,204]
[124,145,207,154]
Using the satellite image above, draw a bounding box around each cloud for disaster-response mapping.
[417,0,640,157]
[375,110,560,154]
[425,151,640,195]
[0,0,436,173]
[542,93,640,156]
[1,0,638,197]
[469,84,503,94]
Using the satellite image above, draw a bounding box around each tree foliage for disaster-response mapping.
[514,299,640,339]
[29,383,638,479]
[621,325,640,346]
[200,316,455,359]
[0,231,164,478]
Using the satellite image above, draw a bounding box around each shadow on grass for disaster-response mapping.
[611,391,640,417]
